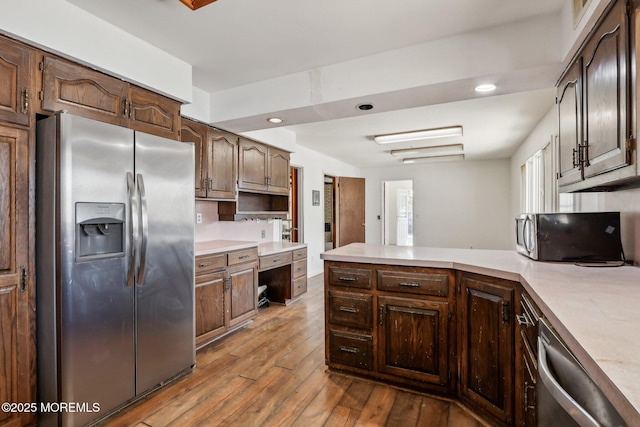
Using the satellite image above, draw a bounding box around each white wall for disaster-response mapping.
[290,145,360,277]
[363,159,512,250]
[0,0,192,102]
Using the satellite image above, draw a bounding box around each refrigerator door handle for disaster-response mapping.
[127,172,138,288]
[136,173,149,286]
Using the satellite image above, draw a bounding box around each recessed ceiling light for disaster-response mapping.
[267,117,283,124]
[475,84,496,92]
[374,126,463,144]
[357,103,374,111]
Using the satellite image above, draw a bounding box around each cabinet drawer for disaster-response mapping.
[259,251,292,271]
[293,247,307,260]
[377,269,449,297]
[293,259,307,278]
[328,266,372,289]
[228,248,258,266]
[329,330,373,371]
[328,290,373,330]
[292,276,307,298]
[195,254,226,275]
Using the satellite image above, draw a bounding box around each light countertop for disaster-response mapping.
[195,240,307,258]
[321,243,640,425]
[195,240,258,257]
[258,241,307,256]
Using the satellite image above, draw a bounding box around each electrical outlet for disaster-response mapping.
[261,229,266,238]
[196,213,202,224]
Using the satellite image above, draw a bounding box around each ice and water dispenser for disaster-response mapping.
[76,202,125,260]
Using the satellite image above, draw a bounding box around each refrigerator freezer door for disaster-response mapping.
[37,113,136,427]
[134,132,195,394]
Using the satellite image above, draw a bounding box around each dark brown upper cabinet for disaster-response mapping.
[0,36,32,127]
[206,128,238,200]
[238,138,290,195]
[180,118,238,200]
[40,55,180,139]
[180,118,209,198]
[557,0,635,191]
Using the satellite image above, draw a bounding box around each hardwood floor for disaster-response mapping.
[101,274,489,427]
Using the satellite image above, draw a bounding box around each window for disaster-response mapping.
[521,136,558,213]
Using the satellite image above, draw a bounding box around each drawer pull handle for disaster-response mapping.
[338,276,357,282]
[339,346,359,354]
[273,258,280,263]
[399,282,420,288]
[198,262,212,268]
[297,284,304,288]
[339,306,358,313]
[239,255,250,260]
[516,314,533,326]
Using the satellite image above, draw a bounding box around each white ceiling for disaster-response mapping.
[66,0,565,168]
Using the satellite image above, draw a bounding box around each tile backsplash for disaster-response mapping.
[194,200,282,243]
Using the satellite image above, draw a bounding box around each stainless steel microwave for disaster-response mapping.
[515,212,624,262]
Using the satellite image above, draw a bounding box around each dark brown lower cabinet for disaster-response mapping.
[195,248,258,349]
[228,263,258,328]
[459,272,515,426]
[195,271,227,345]
[378,296,451,387]
[324,261,455,395]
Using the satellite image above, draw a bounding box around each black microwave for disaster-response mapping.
[515,212,624,262]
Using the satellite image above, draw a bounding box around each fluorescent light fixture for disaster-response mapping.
[267,117,283,124]
[374,126,463,144]
[475,84,496,92]
[402,154,465,164]
[390,144,464,158]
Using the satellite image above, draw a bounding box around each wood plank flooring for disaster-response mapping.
[101,274,489,427]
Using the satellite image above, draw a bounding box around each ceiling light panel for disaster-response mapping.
[374,126,463,144]
[390,144,464,158]
[402,154,465,164]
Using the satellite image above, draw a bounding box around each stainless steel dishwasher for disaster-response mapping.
[537,319,626,426]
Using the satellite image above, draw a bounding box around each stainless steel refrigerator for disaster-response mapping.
[36,112,195,426]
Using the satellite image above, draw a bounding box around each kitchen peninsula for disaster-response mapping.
[321,243,640,426]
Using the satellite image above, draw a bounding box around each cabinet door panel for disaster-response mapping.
[0,38,31,126]
[267,147,290,194]
[238,139,267,191]
[195,272,226,345]
[583,0,629,178]
[207,129,237,199]
[378,296,449,386]
[180,119,208,198]
[557,60,583,186]
[0,125,34,426]
[128,85,180,140]
[41,56,128,126]
[460,274,514,425]
[228,263,257,327]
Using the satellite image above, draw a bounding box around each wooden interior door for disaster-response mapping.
[336,177,365,247]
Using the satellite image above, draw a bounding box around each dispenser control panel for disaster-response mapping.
[75,202,126,260]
